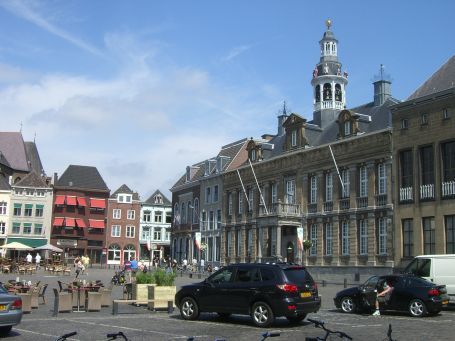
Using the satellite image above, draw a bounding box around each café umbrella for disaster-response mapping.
[1,241,34,250]
[34,243,63,253]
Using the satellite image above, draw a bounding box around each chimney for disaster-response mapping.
[373,64,392,106]
[52,172,58,185]
[277,101,289,136]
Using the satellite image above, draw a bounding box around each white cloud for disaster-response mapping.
[0,0,104,57]
[222,45,252,62]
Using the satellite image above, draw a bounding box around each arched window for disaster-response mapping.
[323,83,332,100]
[181,203,186,224]
[123,244,136,263]
[193,198,199,224]
[315,85,321,102]
[332,43,336,53]
[174,203,180,224]
[335,84,342,101]
[108,243,121,262]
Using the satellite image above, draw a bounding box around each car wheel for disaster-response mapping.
[409,299,427,317]
[286,313,307,324]
[340,296,356,313]
[180,297,200,320]
[217,312,231,319]
[251,301,274,327]
[0,326,12,336]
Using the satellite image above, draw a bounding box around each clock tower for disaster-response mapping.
[311,19,348,128]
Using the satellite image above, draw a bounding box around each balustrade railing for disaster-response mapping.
[442,181,455,197]
[307,203,317,214]
[420,184,434,200]
[323,201,333,212]
[339,198,350,210]
[375,194,387,206]
[258,202,300,217]
[356,196,368,208]
[400,187,413,202]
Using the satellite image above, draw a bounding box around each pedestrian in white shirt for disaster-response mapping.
[26,253,32,263]
[35,253,41,270]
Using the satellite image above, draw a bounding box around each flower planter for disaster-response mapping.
[132,283,156,304]
[148,285,176,309]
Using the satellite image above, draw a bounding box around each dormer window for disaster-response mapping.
[154,195,163,204]
[344,121,351,136]
[291,130,297,147]
[443,108,450,119]
[251,149,256,161]
[401,119,409,129]
[421,113,428,125]
[118,194,132,203]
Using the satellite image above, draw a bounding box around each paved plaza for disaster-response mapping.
[1,267,454,340]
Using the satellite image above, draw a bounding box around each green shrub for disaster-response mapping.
[135,272,156,284]
[153,268,176,286]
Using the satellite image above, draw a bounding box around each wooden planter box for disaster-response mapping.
[132,284,156,304]
[148,286,176,309]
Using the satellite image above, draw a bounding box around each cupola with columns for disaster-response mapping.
[311,19,348,128]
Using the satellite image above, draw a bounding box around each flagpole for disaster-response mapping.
[328,145,345,194]
[237,169,250,211]
[248,159,269,215]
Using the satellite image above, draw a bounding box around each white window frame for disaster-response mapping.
[359,165,368,197]
[209,211,214,230]
[344,121,351,135]
[341,169,350,198]
[154,211,163,223]
[111,225,121,237]
[325,172,333,202]
[0,222,5,234]
[325,222,333,256]
[310,175,317,204]
[143,210,151,222]
[127,210,135,220]
[126,225,135,238]
[247,188,253,212]
[153,228,162,241]
[113,209,121,219]
[0,202,6,215]
[238,191,243,214]
[341,220,350,255]
[227,231,233,257]
[378,218,387,255]
[205,187,211,204]
[291,129,297,147]
[251,149,256,161]
[216,209,221,229]
[36,190,45,197]
[378,163,387,195]
[271,183,277,204]
[310,224,318,256]
[286,179,296,204]
[213,185,219,203]
[359,219,368,255]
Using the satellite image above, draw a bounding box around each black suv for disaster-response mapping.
[175,263,321,327]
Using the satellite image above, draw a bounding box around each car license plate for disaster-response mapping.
[301,292,311,298]
[0,305,7,312]
[442,300,449,305]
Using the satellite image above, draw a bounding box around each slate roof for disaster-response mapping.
[0,132,29,171]
[14,171,48,188]
[264,97,399,160]
[24,142,44,175]
[144,190,171,206]
[408,55,455,100]
[170,138,248,190]
[110,184,140,200]
[0,175,10,191]
[56,165,109,191]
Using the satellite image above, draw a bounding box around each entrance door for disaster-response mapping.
[286,242,295,263]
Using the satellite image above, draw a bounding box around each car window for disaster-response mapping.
[260,268,276,281]
[0,284,6,293]
[283,267,312,284]
[209,268,234,284]
[363,276,379,288]
[234,268,261,282]
[405,258,431,277]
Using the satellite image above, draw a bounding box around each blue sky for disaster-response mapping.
[1,0,454,199]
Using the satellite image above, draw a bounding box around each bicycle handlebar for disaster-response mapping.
[106,331,128,340]
[307,319,352,340]
[55,332,77,341]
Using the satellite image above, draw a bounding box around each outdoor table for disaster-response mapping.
[69,287,88,312]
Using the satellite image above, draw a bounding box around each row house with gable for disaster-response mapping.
[51,165,110,264]
[106,184,141,266]
[8,172,53,248]
[392,56,455,266]
[139,190,172,262]
[170,139,248,265]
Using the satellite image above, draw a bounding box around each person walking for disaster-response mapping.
[35,253,41,270]
[200,258,205,273]
[26,252,33,264]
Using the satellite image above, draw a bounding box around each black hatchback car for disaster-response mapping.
[334,274,449,317]
[175,263,321,327]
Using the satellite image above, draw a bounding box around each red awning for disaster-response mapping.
[66,196,77,206]
[88,219,105,228]
[65,218,76,227]
[53,217,64,226]
[55,195,65,205]
[90,198,106,209]
[75,218,87,228]
[77,197,87,207]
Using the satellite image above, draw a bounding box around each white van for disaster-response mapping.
[404,254,455,302]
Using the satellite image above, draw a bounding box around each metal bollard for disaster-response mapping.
[167,300,174,314]
[53,295,59,317]
[343,278,347,288]
[322,280,326,287]
[112,301,119,315]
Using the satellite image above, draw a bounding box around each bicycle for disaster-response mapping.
[305,318,352,341]
[261,331,280,340]
[55,331,77,341]
[106,331,128,340]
